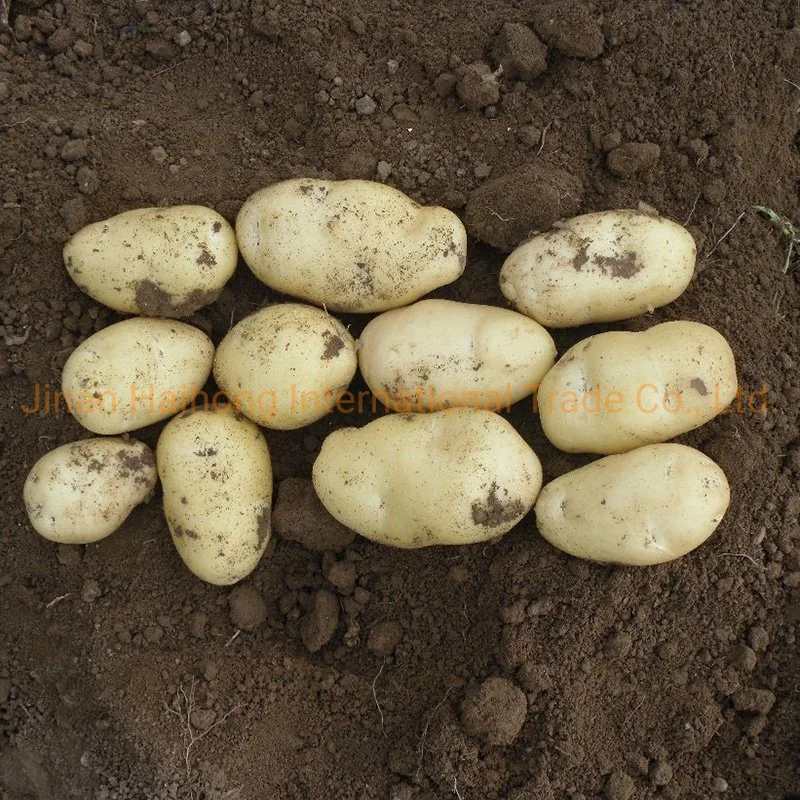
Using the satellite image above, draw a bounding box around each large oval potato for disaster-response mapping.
[236,178,467,313]
[538,321,737,454]
[63,206,237,317]
[358,299,556,412]
[23,437,157,545]
[500,210,696,327]
[61,318,214,435]
[214,303,357,429]
[535,444,730,565]
[312,410,542,548]
[157,408,273,585]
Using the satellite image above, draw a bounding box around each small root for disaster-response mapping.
[416,686,453,779]
[371,659,387,737]
[45,593,71,609]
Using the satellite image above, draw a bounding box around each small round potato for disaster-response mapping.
[63,206,238,317]
[23,437,157,544]
[312,409,542,548]
[538,321,737,454]
[61,318,214,435]
[535,444,730,565]
[236,178,467,313]
[500,210,696,327]
[156,408,273,585]
[214,303,357,429]
[358,299,556,412]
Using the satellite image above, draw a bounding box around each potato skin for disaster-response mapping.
[535,444,730,565]
[538,321,737,454]
[312,410,542,548]
[156,409,273,585]
[214,303,357,429]
[236,178,467,313]
[23,438,157,544]
[358,299,556,411]
[63,206,238,317]
[500,210,696,327]
[61,318,214,435]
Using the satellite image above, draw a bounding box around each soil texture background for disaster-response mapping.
[1,0,800,798]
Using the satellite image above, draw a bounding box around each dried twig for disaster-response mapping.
[719,552,761,567]
[372,659,387,737]
[683,192,701,227]
[705,210,746,258]
[0,118,32,132]
[46,593,71,609]
[150,59,192,79]
[416,686,453,778]
[225,628,241,647]
[164,678,240,780]
[536,121,553,156]
[453,775,464,799]
[486,206,515,223]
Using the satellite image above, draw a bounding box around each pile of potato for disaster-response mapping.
[24,178,737,585]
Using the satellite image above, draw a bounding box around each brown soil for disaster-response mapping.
[1,1,799,798]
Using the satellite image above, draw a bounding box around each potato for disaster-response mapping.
[358,299,556,412]
[63,206,237,317]
[500,210,696,327]
[236,178,467,313]
[156,408,273,585]
[535,444,730,565]
[538,321,737,454]
[214,303,357,429]
[23,437,157,545]
[312,410,542,548]
[61,318,214,435]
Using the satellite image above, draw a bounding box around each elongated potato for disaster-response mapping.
[538,321,737,454]
[214,303,357,429]
[358,299,556,411]
[312,410,542,548]
[500,210,696,327]
[535,444,730,565]
[157,408,273,585]
[236,178,467,313]
[61,318,214,435]
[23,437,157,544]
[63,206,237,317]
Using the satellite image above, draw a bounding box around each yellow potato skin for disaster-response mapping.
[63,206,238,317]
[236,178,467,313]
[312,410,542,548]
[500,210,696,328]
[156,409,273,585]
[61,318,214,435]
[535,444,730,565]
[358,299,556,412]
[538,321,737,454]
[23,437,157,545]
[214,303,357,429]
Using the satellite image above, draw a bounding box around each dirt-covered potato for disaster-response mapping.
[214,303,357,429]
[538,321,737,454]
[500,210,696,327]
[358,299,556,411]
[312,409,542,548]
[61,318,214,435]
[535,444,730,565]
[23,438,157,545]
[156,408,273,585]
[236,178,467,312]
[63,206,238,317]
